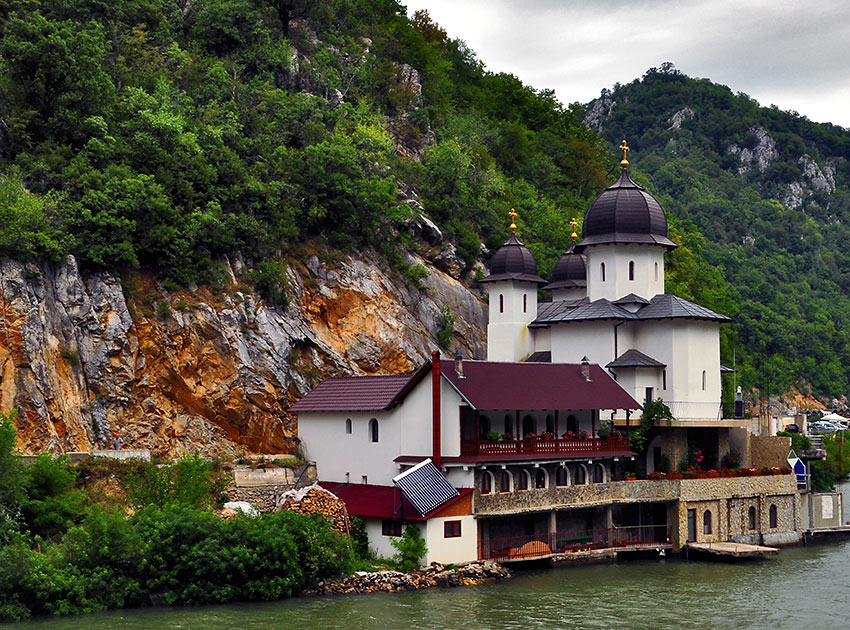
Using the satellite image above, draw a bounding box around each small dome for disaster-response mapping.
[577,170,676,251]
[480,234,546,284]
[543,246,586,290]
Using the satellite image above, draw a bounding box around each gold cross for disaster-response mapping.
[569,217,579,241]
[508,208,517,232]
[619,139,630,169]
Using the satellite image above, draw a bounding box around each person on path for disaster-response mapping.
[113,432,123,451]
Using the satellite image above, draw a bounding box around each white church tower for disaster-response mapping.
[479,209,547,362]
[579,141,675,303]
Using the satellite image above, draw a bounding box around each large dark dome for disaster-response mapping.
[576,170,676,251]
[480,234,546,284]
[543,246,586,290]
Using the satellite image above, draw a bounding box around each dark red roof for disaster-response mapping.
[317,482,473,522]
[289,363,429,412]
[443,361,640,411]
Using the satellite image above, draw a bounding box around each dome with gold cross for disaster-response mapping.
[480,209,547,285]
[575,140,676,252]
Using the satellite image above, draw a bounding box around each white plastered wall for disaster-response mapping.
[424,516,478,564]
[585,244,666,302]
[487,280,539,361]
[549,321,617,365]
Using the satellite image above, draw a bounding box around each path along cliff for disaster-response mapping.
[0,250,486,456]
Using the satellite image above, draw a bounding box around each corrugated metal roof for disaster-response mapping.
[442,360,641,411]
[531,298,636,326]
[531,294,731,326]
[392,459,459,517]
[637,294,732,321]
[524,351,552,363]
[606,348,666,369]
[289,364,429,412]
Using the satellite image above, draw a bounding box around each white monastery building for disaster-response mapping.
[292,143,804,565]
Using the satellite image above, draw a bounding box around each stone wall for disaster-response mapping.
[673,475,800,548]
[659,428,688,469]
[474,468,801,550]
[751,434,792,468]
[475,477,680,516]
[225,463,317,512]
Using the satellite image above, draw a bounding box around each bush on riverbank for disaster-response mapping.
[0,412,352,621]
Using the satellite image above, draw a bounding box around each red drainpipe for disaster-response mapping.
[432,350,441,468]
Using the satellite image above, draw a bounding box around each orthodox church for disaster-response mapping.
[481,141,731,423]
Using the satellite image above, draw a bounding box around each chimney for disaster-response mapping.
[454,350,464,378]
[581,356,592,382]
[431,350,442,468]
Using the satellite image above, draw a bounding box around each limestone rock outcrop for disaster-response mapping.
[0,251,486,456]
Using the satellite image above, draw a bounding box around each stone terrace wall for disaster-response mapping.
[225,463,317,512]
[475,479,680,516]
[674,474,800,548]
[750,435,792,468]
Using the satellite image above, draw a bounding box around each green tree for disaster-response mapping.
[391,524,427,571]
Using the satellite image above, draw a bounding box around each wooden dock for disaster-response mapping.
[687,542,779,560]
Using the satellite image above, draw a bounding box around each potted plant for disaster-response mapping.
[486,431,501,442]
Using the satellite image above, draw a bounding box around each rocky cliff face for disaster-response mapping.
[0,251,486,457]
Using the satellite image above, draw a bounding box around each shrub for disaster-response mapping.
[435,305,455,349]
[391,525,427,572]
[720,449,742,469]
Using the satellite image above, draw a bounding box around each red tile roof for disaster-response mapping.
[289,363,429,412]
[317,482,473,521]
[444,361,640,411]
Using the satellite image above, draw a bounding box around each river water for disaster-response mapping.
[9,486,850,630]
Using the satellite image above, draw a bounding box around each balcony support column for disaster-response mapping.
[549,510,557,550]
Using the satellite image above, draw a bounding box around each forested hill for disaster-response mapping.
[586,64,850,401]
[2,2,850,405]
[0,0,611,286]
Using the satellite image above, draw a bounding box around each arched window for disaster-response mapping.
[481,472,491,495]
[369,418,379,443]
[500,470,512,493]
[574,465,587,485]
[517,470,528,490]
[556,467,568,486]
[523,294,527,313]
[504,414,513,434]
[535,469,547,489]
[592,464,605,484]
[601,262,606,282]
[499,294,504,313]
[703,510,712,535]
[628,260,635,281]
[479,415,491,440]
[769,504,778,528]
[522,415,535,437]
[345,418,352,434]
[702,370,707,391]
[566,415,578,434]
[545,414,555,434]
[662,369,667,390]
[655,261,659,281]
[748,506,757,530]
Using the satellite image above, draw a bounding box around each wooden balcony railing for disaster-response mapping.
[460,434,630,457]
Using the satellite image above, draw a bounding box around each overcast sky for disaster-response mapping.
[406,0,850,129]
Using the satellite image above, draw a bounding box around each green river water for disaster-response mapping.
[7,486,850,630]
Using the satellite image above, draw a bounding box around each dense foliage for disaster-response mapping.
[588,64,850,399]
[0,411,351,621]
[0,0,609,287]
[4,2,850,402]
